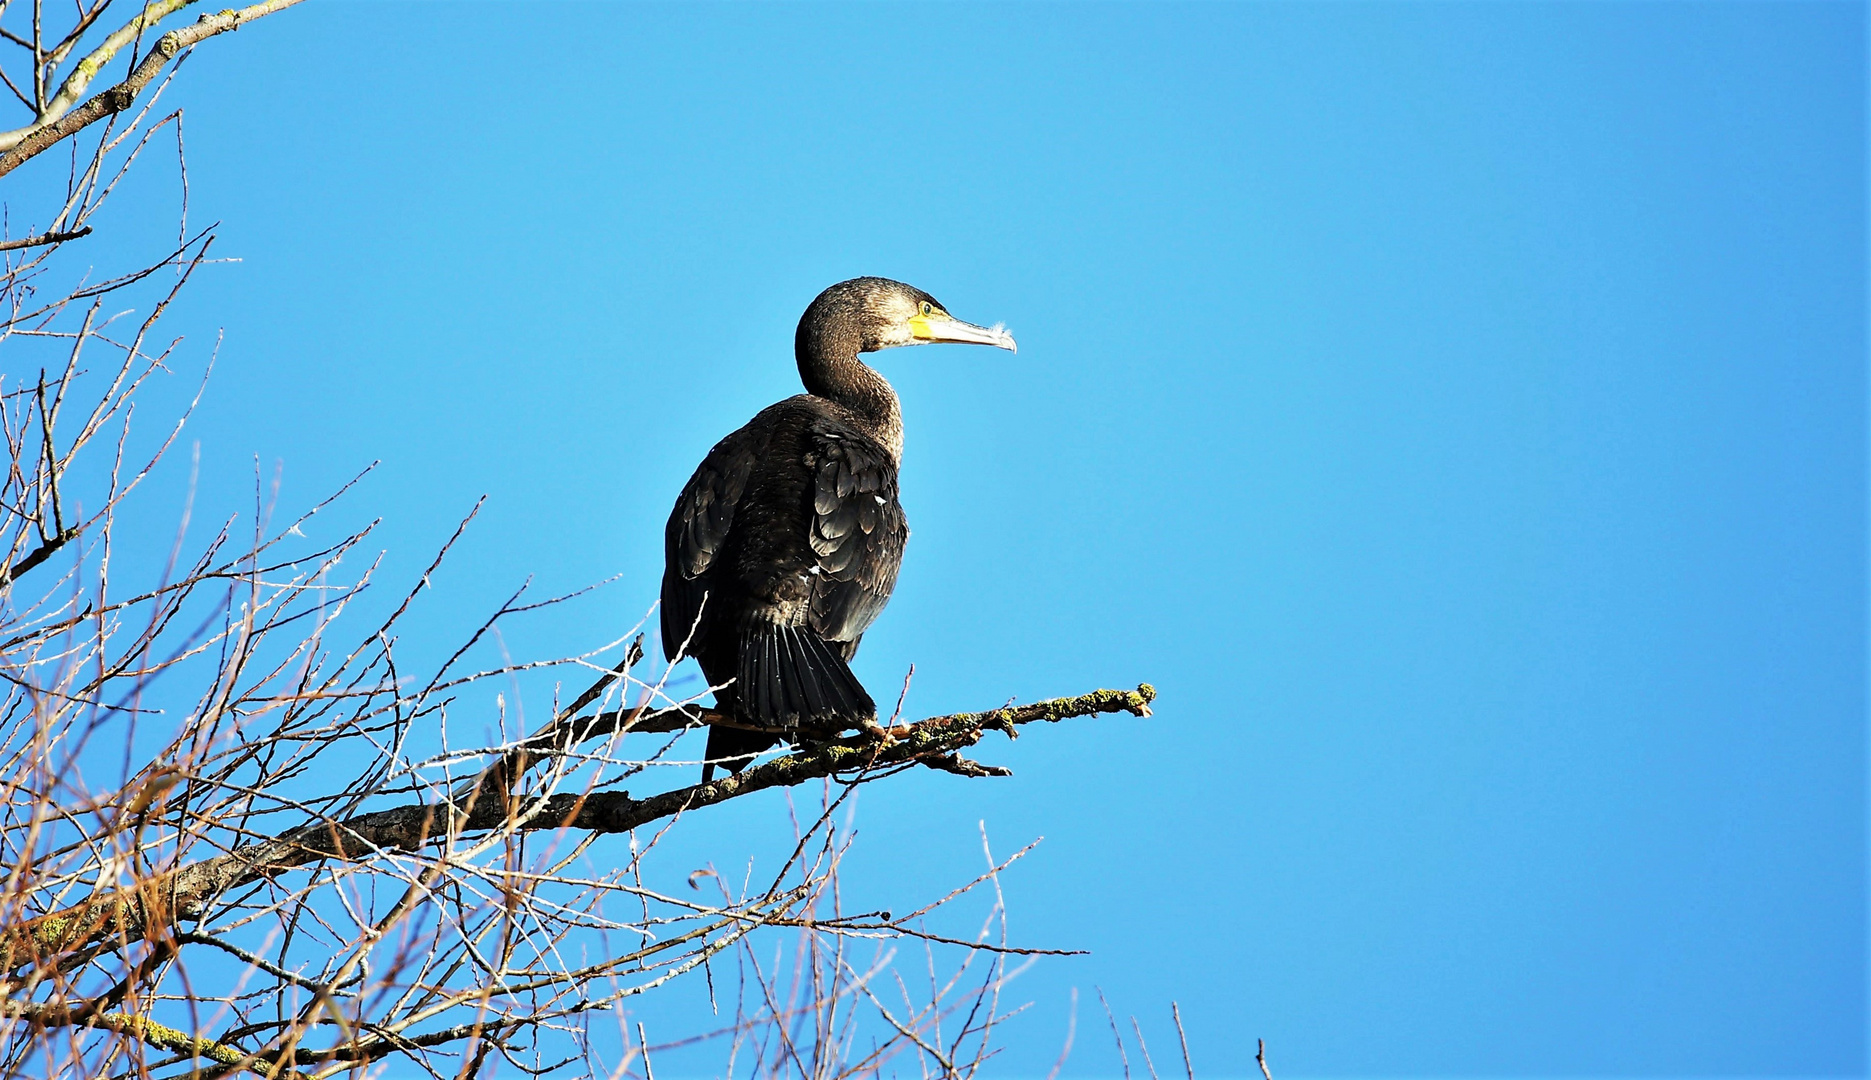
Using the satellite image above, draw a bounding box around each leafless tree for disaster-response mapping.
[0,4,1157,1076]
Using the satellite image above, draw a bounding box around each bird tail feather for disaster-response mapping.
[701,621,874,783]
[739,620,875,729]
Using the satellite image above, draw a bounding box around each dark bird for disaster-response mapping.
[662,277,1017,780]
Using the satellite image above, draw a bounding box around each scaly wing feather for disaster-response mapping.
[805,421,908,643]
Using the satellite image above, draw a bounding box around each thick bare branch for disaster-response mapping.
[0,224,89,250]
[4,1000,256,1069]
[4,0,197,145]
[0,685,1155,973]
[0,522,73,582]
[0,0,304,176]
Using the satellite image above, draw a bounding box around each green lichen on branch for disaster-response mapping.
[0,1002,263,1072]
[97,1012,251,1067]
[950,683,1157,734]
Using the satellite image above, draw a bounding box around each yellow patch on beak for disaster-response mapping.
[907,313,934,341]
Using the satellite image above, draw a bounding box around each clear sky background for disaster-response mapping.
[14,2,1865,1076]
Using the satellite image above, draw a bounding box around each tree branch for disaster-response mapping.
[0,684,1156,974]
[2,999,263,1071]
[0,224,89,250]
[11,0,198,145]
[0,0,305,177]
[0,523,76,584]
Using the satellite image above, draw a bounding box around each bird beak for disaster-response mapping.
[910,315,1018,353]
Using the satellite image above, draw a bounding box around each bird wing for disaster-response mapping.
[661,424,761,662]
[805,422,908,643]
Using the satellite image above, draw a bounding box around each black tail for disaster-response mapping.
[703,621,874,782]
[738,619,874,729]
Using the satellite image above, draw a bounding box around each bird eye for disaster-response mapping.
[919,302,933,316]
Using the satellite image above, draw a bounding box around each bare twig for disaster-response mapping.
[1100,988,1131,1080]
[1173,1001,1194,1080]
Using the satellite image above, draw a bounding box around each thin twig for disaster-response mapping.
[1172,1002,1194,1080]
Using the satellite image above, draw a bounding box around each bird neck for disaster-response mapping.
[796,338,903,461]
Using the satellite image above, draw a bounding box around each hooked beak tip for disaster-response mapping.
[912,314,1019,353]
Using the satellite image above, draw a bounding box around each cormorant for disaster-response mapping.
[662,278,1017,780]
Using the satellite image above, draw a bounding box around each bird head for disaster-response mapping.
[796,277,1017,361]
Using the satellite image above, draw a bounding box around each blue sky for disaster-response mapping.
[15,2,1865,1075]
